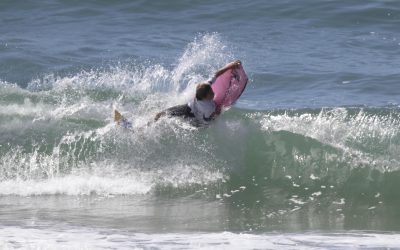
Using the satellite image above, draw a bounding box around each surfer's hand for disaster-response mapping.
[233,60,241,66]
[215,60,242,76]
[228,60,241,69]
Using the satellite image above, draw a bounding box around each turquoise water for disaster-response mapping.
[1,0,400,249]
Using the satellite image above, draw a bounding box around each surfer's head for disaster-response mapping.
[196,83,214,101]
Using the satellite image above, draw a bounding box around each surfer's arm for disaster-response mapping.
[214,60,241,77]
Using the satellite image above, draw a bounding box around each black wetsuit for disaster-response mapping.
[165,104,195,118]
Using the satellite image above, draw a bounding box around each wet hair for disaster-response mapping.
[196,83,212,100]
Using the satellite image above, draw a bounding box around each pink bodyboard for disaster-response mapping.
[212,65,248,112]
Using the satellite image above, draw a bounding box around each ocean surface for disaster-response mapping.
[1,0,400,249]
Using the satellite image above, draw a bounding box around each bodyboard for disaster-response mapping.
[212,64,248,112]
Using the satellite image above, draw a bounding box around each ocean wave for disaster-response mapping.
[1,106,400,200]
[0,35,399,210]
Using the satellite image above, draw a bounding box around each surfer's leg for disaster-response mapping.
[154,111,166,121]
[114,110,124,124]
[154,104,193,121]
[114,110,132,129]
[167,104,191,117]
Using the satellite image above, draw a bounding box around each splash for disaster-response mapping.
[0,34,231,196]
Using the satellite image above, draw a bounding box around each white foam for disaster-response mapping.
[0,162,224,196]
[0,175,152,196]
[260,108,400,171]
